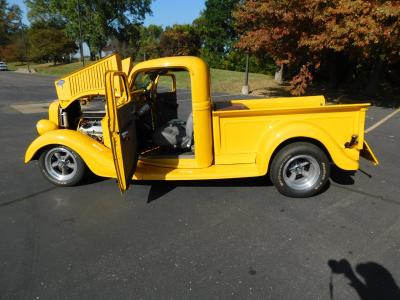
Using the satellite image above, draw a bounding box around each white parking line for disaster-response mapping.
[365,108,400,133]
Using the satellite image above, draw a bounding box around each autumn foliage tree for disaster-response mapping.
[0,1,23,61]
[160,25,201,57]
[234,0,400,95]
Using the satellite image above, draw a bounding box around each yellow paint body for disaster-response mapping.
[25,55,378,185]
[212,99,370,171]
[55,54,121,108]
[36,119,58,135]
[129,56,213,169]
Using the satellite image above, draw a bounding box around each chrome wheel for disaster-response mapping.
[282,155,321,191]
[44,147,77,181]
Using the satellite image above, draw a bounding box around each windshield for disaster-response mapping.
[133,73,153,91]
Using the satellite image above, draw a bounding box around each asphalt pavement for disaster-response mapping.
[0,71,400,299]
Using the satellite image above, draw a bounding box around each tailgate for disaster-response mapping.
[360,141,379,165]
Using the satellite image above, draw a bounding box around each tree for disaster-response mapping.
[0,1,25,62]
[26,0,152,60]
[105,23,142,58]
[195,0,240,52]
[136,24,163,60]
[0,42,21,61]
[0,1,21,46]
[25,0,59,23]
[194,0,241,68]
[28,21,77,64]
[234,0,400,95]
[160,24,201,57]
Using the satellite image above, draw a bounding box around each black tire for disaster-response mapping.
[39,145,86,186]
[270,142,330,198]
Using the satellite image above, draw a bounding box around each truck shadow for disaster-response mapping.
[80,171,108,186]
[328,258,400,300]
[330,165,355,185]
[138,176,272,203]
[141,166,356,203]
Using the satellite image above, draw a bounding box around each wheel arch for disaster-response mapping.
[256,122,359,175]
[30,144,52,161]
[267,137,331,175]
[25,130,116,178]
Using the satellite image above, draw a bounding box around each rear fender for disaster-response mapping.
[25,129,116,178]
[256,122,360,174]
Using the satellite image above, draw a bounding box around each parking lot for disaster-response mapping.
[0,71,399,299]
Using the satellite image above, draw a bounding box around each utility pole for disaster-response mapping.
[241,52,249,95]
[76,0,85,66]
[19,17,30,72]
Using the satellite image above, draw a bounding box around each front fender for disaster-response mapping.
[256,121,359,174]
[25,129,116,178]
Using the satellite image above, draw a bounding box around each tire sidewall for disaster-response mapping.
[271,143,330,197]
[39,145,86,187]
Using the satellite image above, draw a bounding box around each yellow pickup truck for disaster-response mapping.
[25,54,378,197]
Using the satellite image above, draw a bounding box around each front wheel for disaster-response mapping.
[39,146,86,186]
[270,142,330,197]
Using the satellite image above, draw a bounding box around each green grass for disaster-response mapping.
[158,68,278,94]
[5,62,16,71]
[211,69,276,94]
[34,61,95,77]
[7,61,94,77]
[9,60,281,94]
[6,62,35,71]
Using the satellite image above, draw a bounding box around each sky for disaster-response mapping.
[8,0,206,27]
[144,0,205,27]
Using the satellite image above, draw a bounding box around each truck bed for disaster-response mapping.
[213,95,326,112]
[211,96,370,171]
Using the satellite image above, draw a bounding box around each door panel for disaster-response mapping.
[105,71,138,192]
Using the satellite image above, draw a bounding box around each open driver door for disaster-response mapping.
[105,71,138,192]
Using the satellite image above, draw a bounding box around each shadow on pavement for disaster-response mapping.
[0,172,107,208]
[251,85,291,98]
[141,176,272,203]
[330,166,355,185]
[143,168,356,203]
[80,171,108,186]
[308,84,400,108]
[250,81,400,108]
[328,258,400,300]
[0,186,57,208]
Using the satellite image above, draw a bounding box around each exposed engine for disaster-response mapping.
[78,119,103,142]
[77,111,105,142]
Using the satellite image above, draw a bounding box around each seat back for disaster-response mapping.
[185,113,193,137]
[184,112,193,148]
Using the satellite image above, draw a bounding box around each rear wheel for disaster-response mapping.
[39,146,86,186]
[270,142,330,197]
